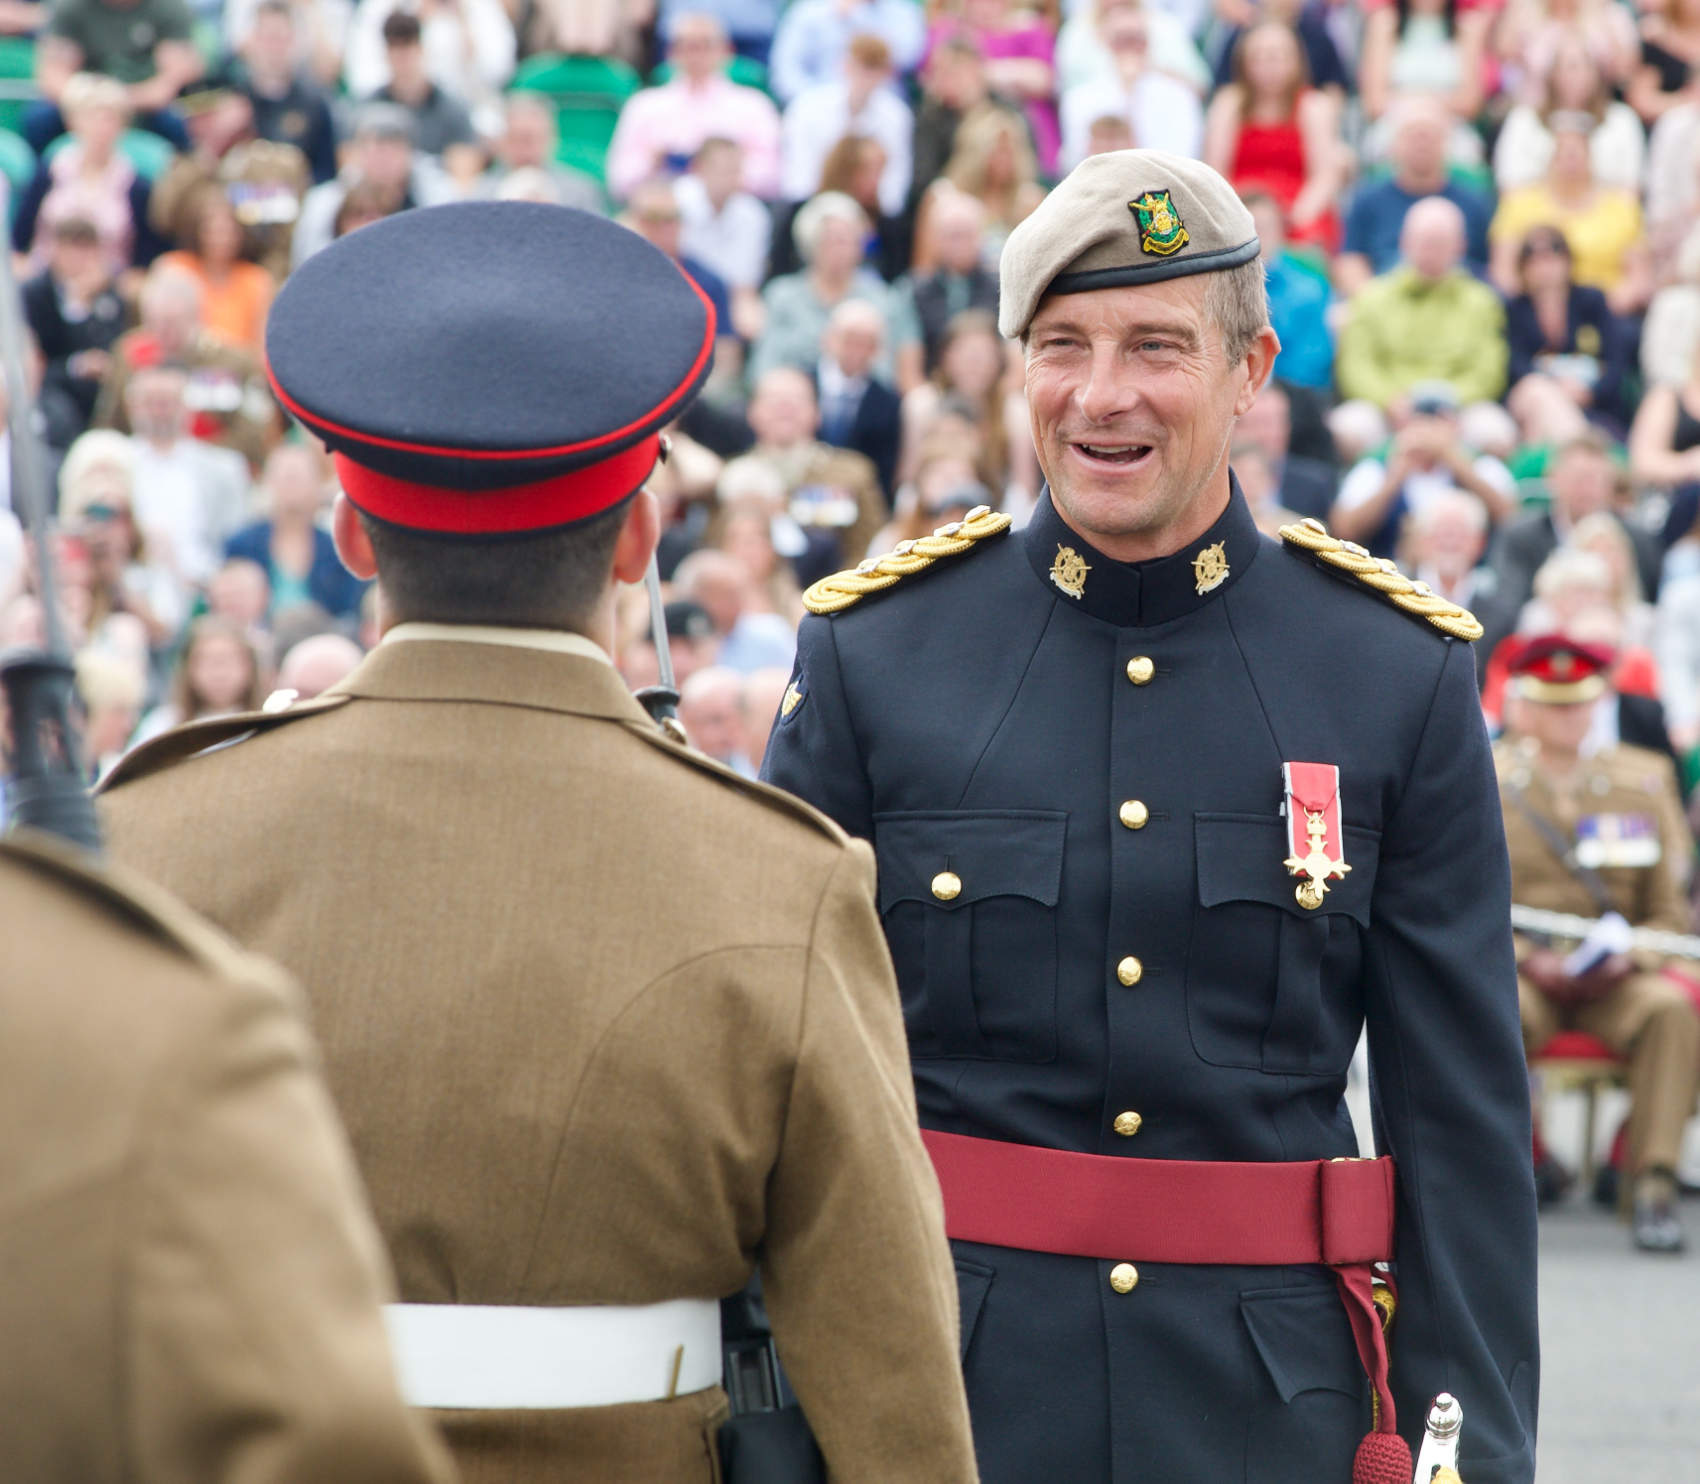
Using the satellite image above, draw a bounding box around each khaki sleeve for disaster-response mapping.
[759,841,979,1484]
[127,960,456,1484]
[1643,771,1696,940]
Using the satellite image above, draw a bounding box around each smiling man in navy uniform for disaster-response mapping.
[763,150,1539,1483]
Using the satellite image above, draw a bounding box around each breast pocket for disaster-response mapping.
[1188,812,1380,1076]
[873,810,1067,1062]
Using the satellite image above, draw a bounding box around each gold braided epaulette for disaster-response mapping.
[1278,518,1484,641]
[802,505,1013,615]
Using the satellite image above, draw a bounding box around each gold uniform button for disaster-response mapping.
[1118,799,1149,830]
[1116,956,1143,986]
[1113,1111,1143,1137]
[1126,656,1155,685]
[931,871,962,901]
[1109,1263,1140,1293]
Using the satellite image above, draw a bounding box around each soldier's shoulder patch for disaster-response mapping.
[1278,518,1483,642]
[97,692,352,795]
[802,505,1013,616]
[779,673,806,724]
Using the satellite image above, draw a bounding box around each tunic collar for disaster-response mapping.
[1021,477,1261,628]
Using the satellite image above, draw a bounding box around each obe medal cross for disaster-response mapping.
[1281,762,1350,910]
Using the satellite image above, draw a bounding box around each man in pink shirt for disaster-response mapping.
[606,12,782,201]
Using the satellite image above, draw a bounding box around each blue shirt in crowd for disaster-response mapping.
[1341,176,1495,277]
[1264,253,1334,391]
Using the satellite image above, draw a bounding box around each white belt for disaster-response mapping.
[383,1298,722,1410]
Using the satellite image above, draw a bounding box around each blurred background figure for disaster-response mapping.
[275,629,363,698]
[224,442,366,628]
[677,664,753,774]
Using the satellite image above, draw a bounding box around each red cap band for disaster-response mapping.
[333,435,659,535]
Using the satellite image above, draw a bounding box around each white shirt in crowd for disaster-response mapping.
[129,440,252,587]
[343,0,516,107]
[1334,453,1517,527]
[780,79,913,215]
[676,173,772,291]
[1059,72,1204,172]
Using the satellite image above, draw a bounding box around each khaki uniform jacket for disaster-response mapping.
[0,830,453,1484]
[99,632,976,1484]
[1495,738,1695,945]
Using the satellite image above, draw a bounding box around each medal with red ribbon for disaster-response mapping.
[1282,762,1350,910]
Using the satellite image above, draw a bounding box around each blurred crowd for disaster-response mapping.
[0,0,1699,868]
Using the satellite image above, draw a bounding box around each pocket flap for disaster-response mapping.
[954,1257,995,1363]
[1239,1286,1364,1402]
[1195,812,1379,927]
[874,810,1067,913]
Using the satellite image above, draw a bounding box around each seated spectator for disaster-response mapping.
[814,299,901,503]
[1653,569,1700,757]
[1336,93,1494,297]
[224,0,350,90]
[704,483,806,621]
[909,33,1021,218]
[1494,432,1662,611]
[1057,0,1210,99]
[124,364,252,587]
[677,665,755,774]
[1494,35,1645,195]
[1243,189,1332,393]
[1332,382,1516,556]
[342,0,513,132]
[625,596,723,690]
[1647,102,1700,290]
[274,629,362,698]
[1337,197,1509,413]
[749,191,898,385]
[942,103,1043,268]
[1234,379,1337,521]
[74,647,146,780]
[769,0,926,103]
[95,263,278,469]
[225,443,366,624]
[24,215,127,446]
[156,181,275,357]
[780,32,912,220]
[744,365,887,565]
[1504,225,1630,442]
[1402,488,1521,681]
[1358,0,1485,127]
[741,665,792,770]
[226,0,339,185]
[1203,19,1343,252]
[1569,508,1659,650]
[899,308,1033,511]
[1233,440,1301,536]
[1209,0,1348,97]
[928,0,1060,173]
[482,93,600,213]
[606,12,782,202]
[132,613,268,743]
[1629,0,1700,125]
[365,11,479,176]
[890,186,997,391]
[673,547,798,673]
[13,73,164,278]
[58,428,184,653]
[678,136,772,340]
[621,176,738,379]
[1643,222,1700,390]
[29,0,203,152]
[868,449,993,554]
[1496,0,1640,101]
[770,132,911,282]
[1490,113,1652,319]
[1059,3,1204,169]
[654,0,782,65]
[292,103,454,268]
[1629,341,1700,491]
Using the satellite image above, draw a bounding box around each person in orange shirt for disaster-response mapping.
[157,181,275,355]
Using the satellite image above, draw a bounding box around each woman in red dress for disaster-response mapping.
[1204,19,1347,254]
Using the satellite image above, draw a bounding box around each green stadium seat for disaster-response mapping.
[509,54,641,189]
[0,126,33,219]
[0,36,38,136]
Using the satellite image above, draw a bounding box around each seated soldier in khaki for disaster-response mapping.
[1496,634,1700,1253]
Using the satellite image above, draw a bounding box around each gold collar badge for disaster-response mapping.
[1052,544,1090,599]
[1193,541,1229,595]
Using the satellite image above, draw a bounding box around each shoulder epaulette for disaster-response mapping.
[1278,517,1484,642]
[97,691,353,794]
[802,505,1013,616]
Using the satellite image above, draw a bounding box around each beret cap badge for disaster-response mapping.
[1131,190,1188,258]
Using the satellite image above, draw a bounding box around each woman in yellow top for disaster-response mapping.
[156,182,276,355]
[1489,110,1651,316]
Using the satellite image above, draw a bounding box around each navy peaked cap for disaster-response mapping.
[266,202,717,533]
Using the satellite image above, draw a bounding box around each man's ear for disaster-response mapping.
[331,493,377,579]
[610,487,661,586]
[1233,325,1283,418]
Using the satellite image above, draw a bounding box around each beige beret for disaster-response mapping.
[997,149,1260,339]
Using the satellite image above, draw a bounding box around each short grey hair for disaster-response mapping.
[1204,258,1269,365]
[793,191,870,263]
